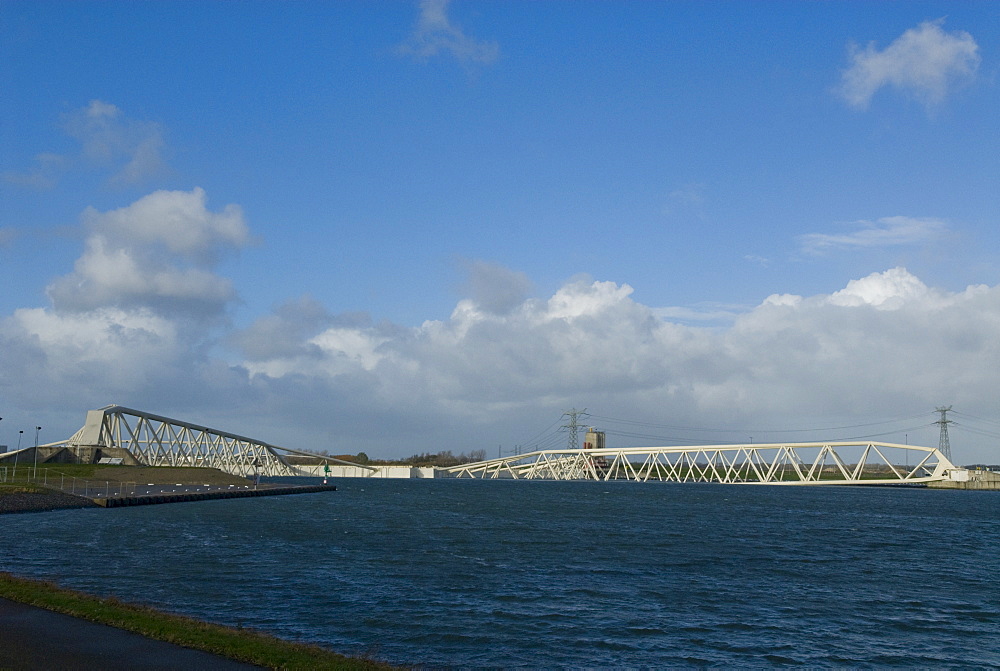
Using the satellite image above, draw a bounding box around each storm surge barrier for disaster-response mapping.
[50,405,371,478]
[443,441,961,485]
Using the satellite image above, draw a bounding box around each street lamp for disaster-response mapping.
[32,426,41,480]
[13,430,23,480]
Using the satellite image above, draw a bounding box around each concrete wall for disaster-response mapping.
[928,470,1000,490]
[293,464,438,479]
[0,445,141,466]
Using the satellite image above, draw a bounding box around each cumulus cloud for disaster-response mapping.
[799,216,948,255]
[7,253,1000,461]
[398,0,500,65]
[457,259,533,315]
[223,266,1000,458]
[838,19,980,109]
[653,303,746,326]
[0,306,188,411]
[47,188,249,316]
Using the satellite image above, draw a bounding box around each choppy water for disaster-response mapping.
[3,479,999,668]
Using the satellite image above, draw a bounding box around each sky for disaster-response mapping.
[2,1,999,464]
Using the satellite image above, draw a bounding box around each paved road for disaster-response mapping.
[0,597,261,670]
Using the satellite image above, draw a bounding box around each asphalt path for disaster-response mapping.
[0,597,261,670]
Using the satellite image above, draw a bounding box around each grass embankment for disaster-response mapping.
[0,573,395,670]
[2,464,251,488]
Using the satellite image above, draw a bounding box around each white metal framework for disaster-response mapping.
[64,405,324,477]
[444,441,959,485]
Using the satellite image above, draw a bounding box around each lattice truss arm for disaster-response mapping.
[446,442,956,484]
[68,406,296,477]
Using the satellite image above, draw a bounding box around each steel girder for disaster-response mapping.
[444,441,958,485]
[66,405,296,477]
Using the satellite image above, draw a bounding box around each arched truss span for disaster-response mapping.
[63,405,369,477]
[443,442,959,485]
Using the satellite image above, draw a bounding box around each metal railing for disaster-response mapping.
[2,467,138,499]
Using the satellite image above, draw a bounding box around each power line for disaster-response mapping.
[517,409,952,454]
[950,411,1000,429]
[587,412,931,435]
[828,424,936,442]
[953,425,1000,441]
[517,416,565,447]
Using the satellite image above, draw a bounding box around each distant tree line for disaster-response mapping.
[288,449,489,467]
[391,450,488,467]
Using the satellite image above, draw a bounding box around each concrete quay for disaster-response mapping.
[927,470,1000,490]
[93,483,338,508]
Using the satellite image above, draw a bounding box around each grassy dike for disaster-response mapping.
[0,573,397,670]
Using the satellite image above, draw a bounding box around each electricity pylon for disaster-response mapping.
[935,406,953,462]
[562,408,589,450]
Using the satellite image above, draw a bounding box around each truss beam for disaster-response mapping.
[444,441,958,485]
[64,405,315,477]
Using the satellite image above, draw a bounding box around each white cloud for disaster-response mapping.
[653,303,746,325]
[225,267,1000,460]
[0,306,186,406]
[838,19,980,109]
[83,187,250,260]
[7,254,1000,462]
[457,259,532,315]
[827,267,930,309]
[799,216,948,255]
[398,0,499,65]
[47,188,248,316]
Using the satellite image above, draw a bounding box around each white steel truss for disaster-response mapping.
[444,441,959,485]
[65,405,303,477]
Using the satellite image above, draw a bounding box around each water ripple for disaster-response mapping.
[2,480,999,668]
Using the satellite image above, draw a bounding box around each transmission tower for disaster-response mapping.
[562,408,589,450]
[935,406,953,462]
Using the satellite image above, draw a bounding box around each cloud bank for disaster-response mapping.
[3,189,998,462]
[838,19,980,109]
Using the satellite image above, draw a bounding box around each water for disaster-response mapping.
[3,479,999,668]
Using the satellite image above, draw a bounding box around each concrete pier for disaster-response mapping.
[927,470,1000,490]
[92,483,337,508]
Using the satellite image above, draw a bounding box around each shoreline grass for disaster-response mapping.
[0,573,397,670]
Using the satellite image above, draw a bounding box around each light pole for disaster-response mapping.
[32,426,41,480]
[13,430,23,479]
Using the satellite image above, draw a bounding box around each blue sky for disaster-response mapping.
[2,1,999,462]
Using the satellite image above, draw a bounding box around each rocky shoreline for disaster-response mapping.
[0,491,98,515]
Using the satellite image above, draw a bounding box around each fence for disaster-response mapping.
[2,467,137,499]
